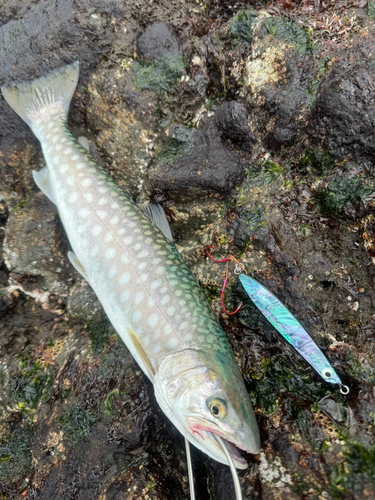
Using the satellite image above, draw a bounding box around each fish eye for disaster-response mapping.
[208,398,227,418]
[322,368,332,379]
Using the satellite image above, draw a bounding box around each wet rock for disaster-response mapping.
[137,22,179,63]
[3,193,72,294]
[244,13,315,149]
[148,102,253,199]
[309,56,375,160]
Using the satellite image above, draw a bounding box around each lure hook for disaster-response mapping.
[206,246,246,315]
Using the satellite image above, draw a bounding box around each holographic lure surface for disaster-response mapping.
[239,274,349,394]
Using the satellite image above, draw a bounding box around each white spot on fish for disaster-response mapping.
[151,280,161,290]
[154,329,161,339]
[98,198,107,206]
[138,262,147,271]
[82,178,92,187]
[166,306,175,316]
[105,248,116,260]
[78,208,90,218]
[96,210,107,219]
[91,245,99,257]
[111,202,120,209]
[156,266,165,275]
[66,177,75,186]
[138,250,149,259]
[98,187,106,193]
[161,295,170,305]
[153,344,161,354]
[110,216,119,226]
[108,265,117,278]
[120,290,130,302]
[123,236,133,245]
[71,154,79,160]
[84,192,93,202]
[119,272,131,284]
[133,311,142,323]
[140,273,149,282]
[59,164,68,174]
[76,162,85,170]
[55,144,62,152]
[92,225,102,237]
[134,243,141,251]
[143,337,150,347]
[167,338,179,349]
[65,147,73,154]
[134,291,145,305]
[148,313,159,328]
[104,233,113,243]
[118,228,125,235]
[68,192,78,203]
[121,254,130,264]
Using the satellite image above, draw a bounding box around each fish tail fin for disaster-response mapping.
[1,61,79,140]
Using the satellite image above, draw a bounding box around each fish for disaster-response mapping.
[239,274,349,394]
[2,62,260,475]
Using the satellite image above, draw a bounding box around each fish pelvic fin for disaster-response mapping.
[1,61,79,140]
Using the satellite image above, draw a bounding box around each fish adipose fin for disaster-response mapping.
[67,251,89,282]
[32,167,56,205]
[128,329,155,378]
[1,61,79,140]
[140,202,174,242]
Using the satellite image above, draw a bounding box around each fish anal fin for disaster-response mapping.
[32,167,56,204]
[78,136,90,152]
[128,329,155,377]
[140,202,174,242]
[68,251,89,282]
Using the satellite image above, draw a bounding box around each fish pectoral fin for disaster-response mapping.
[32,167,56,204]
[128,329,155,378]
[67,251,89,282]
[78,136,90,152]
[140,202,174,242]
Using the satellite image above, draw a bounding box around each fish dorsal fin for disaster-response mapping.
[140,202,174,242]
[32,167,56,204]
[78,136,90,152]
[128,329,155,378]
[67,251,89,282]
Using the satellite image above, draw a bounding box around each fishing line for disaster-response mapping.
[215,436,243,500]
[185,438,196,500]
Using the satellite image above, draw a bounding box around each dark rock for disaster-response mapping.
[308,43,375,160]
[137,22,179,63]
[148,102,253,199]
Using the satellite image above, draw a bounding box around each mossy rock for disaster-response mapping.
[263,17,313,56]
[230,10,259,45]
[133,54,185,92]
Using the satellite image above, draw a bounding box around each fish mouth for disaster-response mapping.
[189,424,251,469]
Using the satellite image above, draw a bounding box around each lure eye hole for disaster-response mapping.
[322,368,332,379]
[208,398,227,418]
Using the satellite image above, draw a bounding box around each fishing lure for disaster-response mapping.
[206,247,349,395]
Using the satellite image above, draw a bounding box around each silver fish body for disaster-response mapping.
[2,62,260,468]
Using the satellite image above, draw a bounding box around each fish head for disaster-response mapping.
[154,349,260,469]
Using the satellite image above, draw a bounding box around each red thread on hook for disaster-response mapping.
[206,245,247,315]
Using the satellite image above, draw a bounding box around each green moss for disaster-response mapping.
[87,316,112,354]
[262,159,283,183]
[314,177,373,217]
[296,224,313,237]
[11,196,31,212]
[10,359,53,409]
[246,358,329,416]
[0,423,33,480]
[263,17,313,56]
[331,435,375,498]
[102,389,120,417]
[346,353,375,385]
[133,54,186,92]
[238,203,266,231]
[299,147,336,176]
[154,127,195,166]
[369,0,375,20]
[230,10,259,45]
[59,403,96,444]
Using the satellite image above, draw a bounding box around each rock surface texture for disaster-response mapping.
[1,1,375,499]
